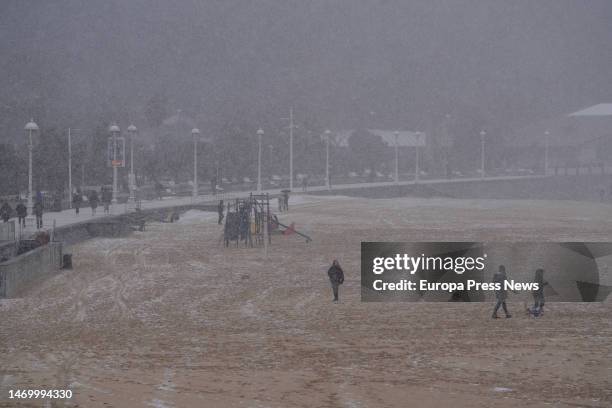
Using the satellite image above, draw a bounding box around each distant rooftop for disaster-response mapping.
[510,104,612,147]
[569,104,612,117]
[322,129,426,147]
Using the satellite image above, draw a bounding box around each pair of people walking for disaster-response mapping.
[73,190,102,216]
[492,265,548,319]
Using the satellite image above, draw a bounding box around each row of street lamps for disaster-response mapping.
[20,119,552,212]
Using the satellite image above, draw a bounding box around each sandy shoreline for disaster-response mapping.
[1,196,611,407]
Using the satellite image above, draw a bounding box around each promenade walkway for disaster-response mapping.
[6,174,548,238]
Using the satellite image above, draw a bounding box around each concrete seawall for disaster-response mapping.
[0,202,218,298]
[0,241,17,261]
[0,242,63,298]
[53,202,218,244]
[312,175,611,201]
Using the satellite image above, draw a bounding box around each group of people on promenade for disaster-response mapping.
[0,187,117,232]
[72,187,112,216]
[1,199,29,228]
[1,193,44,229]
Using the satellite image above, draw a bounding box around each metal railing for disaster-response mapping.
[0,221,16,241]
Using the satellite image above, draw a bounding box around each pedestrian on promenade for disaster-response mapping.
[102,187,111,215]
[34,195,43,229]
[16,201,26,228]
[0,201,12,223]
[72,191,82,215]
[89,190,99,216]
[218,200,224,225]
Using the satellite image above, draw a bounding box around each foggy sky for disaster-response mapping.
[1,0,611,139]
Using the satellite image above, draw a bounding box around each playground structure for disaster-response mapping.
[223,193,271,248]
[223,192,312,248]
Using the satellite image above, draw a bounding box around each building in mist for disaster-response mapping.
[508,103,612,172]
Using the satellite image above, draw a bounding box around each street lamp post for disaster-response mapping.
[127,124,137,203]
[68,127,72,208]
[289,108,294,191]
[324,130,331,190]
[257,129,264,193]
[544,130,550,176]
[192,128,200,198]
[394,131,400,184]
[480,130,486,179]
[109,124,120,205]
[414,132,421,183]
[25,119,39,217]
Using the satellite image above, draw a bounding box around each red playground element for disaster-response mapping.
[270,215,312,243]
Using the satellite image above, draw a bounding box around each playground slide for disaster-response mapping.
[273,219,312,243]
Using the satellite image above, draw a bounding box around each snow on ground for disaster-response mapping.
[1,195,611,407]
[175,210,217,224]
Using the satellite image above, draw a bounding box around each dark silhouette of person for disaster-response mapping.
[327,260,345,302]
[72,191,82,215]
[34,196,44,229]
[532,268,548,315]
[218,200,224,225]
[16,201,27,228]
[0,201,12,223]
[89,190,99,215]
[102,188,112,214]
[492,265,512,318]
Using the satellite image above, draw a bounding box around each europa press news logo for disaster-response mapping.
[361,242,612,302]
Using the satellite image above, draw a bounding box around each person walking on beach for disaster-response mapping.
[327,260,345,302]
[531,268,548,316]
[492,265,512,318]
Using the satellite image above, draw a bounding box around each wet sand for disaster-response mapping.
[1,196,611,407]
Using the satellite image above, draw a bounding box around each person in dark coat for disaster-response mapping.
[327,260,345,302]
[492,265,512,318]
[16,201,27,228]
[72,191,82,215]
[34,197,43,229]
[102,188,111,214]
[0,201,12,222]
[218,200,224,225]
[0,201,12,223]
[89,190,99,216]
